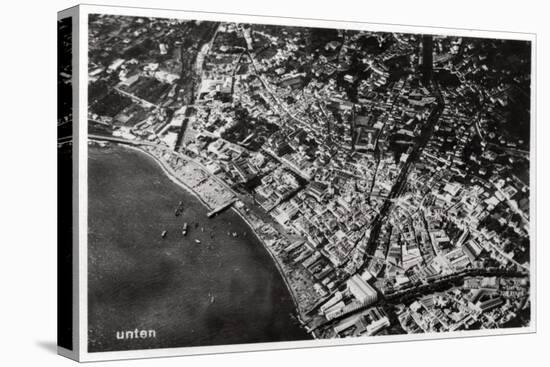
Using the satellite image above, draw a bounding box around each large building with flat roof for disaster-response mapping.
[347,274,378,306]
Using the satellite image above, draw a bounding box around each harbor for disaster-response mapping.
[87,144,310,352]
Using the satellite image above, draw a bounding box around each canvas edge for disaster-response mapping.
[68,3,537,362]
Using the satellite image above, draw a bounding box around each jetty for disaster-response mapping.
[206,199,236,218]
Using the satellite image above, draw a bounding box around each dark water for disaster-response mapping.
[87,144,310,352]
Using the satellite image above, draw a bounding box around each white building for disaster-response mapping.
[347,274,378,306]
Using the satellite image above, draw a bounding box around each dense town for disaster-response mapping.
[88,14,531,338]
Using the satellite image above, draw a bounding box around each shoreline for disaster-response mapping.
[120,143,216,211]
[91,140,309,330]
[230,206,304,317]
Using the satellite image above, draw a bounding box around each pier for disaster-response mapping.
[207,199,236,218]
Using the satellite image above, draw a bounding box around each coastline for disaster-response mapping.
[120,143,215,211]
[91,140,309,327]
[230,206,303,316]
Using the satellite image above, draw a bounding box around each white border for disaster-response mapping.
[72,4,537,362]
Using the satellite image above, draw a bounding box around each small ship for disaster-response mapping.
[194,239,201,244]
[161,230,167,239]
[182,222,188,236]
[174,201,184,217]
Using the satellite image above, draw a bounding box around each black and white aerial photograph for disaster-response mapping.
[86,13,532,353]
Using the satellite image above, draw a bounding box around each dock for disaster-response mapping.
[207,199,236,218]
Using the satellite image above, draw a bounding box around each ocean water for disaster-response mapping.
[87,144,310,352]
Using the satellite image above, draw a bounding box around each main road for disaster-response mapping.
[362,35,446,261]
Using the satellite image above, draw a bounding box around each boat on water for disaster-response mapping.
[232,232,238,238]
[182,222,188,236]
[194,239,201,244]
[174,201,184,216]
[208,292,215,304]
[161,230,167,238]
